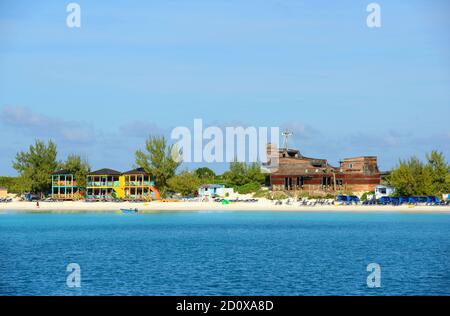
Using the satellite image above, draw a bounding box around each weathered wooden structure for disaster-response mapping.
[267,144,381,194]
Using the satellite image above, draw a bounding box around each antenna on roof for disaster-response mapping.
[281,129,292,151]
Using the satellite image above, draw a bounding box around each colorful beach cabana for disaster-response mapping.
[122,168,161,201]
[86,168,122,201]
[51,170,79,200]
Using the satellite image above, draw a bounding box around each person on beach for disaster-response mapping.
[36,201,39,208]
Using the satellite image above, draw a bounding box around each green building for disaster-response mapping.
[51,170,79,200]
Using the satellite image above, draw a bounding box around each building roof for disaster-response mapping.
[122,167,149,175]
[277,147,328,163]
[0,186,7,190]
[376,184,394,189]
[275,164,333,175]
[88,168,122,175]
[52,169,73,175]
[279,148,300,155]
[342,156,377,160]
[200,184,225,189]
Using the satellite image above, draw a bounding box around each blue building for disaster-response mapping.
[198,184,225,197]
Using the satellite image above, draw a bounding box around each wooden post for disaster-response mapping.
[333,171,336,192]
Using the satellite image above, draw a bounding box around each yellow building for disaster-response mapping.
[0,187,7,198]
[122,168,161,201]
[85,168,160,201]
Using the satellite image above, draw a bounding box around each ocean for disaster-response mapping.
[0,211,449,296]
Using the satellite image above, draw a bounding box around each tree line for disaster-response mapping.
[7,140,91,196]
[387,151,450,197]
[4,138,448,198]
[135,135,266,197]
[4,137,267,198]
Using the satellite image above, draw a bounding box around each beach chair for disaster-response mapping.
[379,196,391,205]
[390,197,400,206]
[417,197,427,204]
[349,196,360,205]
[426,196,440,205]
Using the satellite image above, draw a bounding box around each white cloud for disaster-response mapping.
[1,105,95,143]
[119,120,164,138]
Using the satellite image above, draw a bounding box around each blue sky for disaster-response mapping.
[1,0,449,175]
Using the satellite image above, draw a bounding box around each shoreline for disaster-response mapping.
[1,201,450,214]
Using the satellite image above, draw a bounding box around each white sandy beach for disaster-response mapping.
[1,200,450,213]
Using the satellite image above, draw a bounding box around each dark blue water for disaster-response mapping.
[0,212,449,296]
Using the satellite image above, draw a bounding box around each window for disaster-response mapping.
[348,163,353,169]
[322,177,331,186]
[363,164,370,174]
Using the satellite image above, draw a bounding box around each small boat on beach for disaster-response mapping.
[120,208,139,214]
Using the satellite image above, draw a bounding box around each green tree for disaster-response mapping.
[12,140,59,195]
[426,151,450,195]
[388,157,431,196]
[0,176,26,194]
[167,171,201,196]
[388,151,450,196]
[135,136,181,197]
[247,162,266,184]
[223,161,247,186]
[0,176,16,192]
[222,161,265,187]
[194,167,216,182]
[61,154,91,190]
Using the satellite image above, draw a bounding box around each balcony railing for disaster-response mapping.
[86,195,114,200]
[52,181,78,187]
[86,181,120,187]
[52,194,76,199]
[125,194,154,200]
[124,181,154,187]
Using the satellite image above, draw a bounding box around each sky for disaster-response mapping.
[0,0,449,175]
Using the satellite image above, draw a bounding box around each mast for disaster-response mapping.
[281,129,292,151]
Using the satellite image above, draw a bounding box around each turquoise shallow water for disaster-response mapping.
[0,211,449,296]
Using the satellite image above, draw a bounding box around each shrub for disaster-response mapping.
[237,182,261,194]
[270,192,289,200]
[360,191,374,201]
[295,191,308,199]
[252,189,268,198]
